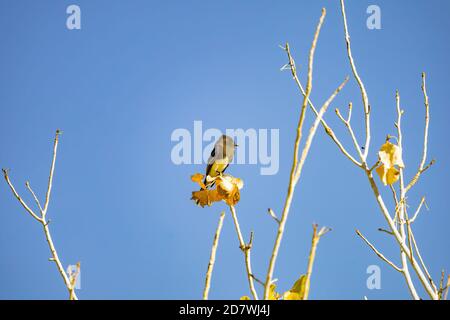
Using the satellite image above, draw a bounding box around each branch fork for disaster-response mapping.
[2,130,79,300]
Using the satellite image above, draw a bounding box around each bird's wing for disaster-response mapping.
[204,146,217,186]
[221,163,229,174]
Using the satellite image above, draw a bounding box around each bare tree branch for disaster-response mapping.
[444,276,450,300]
[335,103,364,160]
[294,77,349,183]
[410,230,438,293]
[229,205,258,300]
[340,0,371,161]
[405,73,431,193]
[364,170,437,299]
[203,212,225,300]
[2,170,43,223]
[43,129,61,216]
[356,230,402,273]
[2,130,78,300]
[303,224,331,299]
[396,90,420,299]
[25,181,44,214]
[410,196,427,223]
[378,228,394,236]
[267,208,280,224]
[285,49,362,168]
[264,8,334,300]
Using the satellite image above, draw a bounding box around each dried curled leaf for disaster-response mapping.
[191,173,243,207]
[191,189,222,207]
[216,175,243,206]
[283,275,309,300]
[191,173,206,190]
[376,141,404,186]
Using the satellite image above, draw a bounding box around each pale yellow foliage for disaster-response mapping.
[376,141,404,185]
[283,275,309,300]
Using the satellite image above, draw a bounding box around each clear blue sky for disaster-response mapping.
[1,0,449,299]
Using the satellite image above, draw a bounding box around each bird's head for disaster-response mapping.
[222,135,238,149]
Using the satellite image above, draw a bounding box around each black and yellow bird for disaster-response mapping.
[203,135,238,188]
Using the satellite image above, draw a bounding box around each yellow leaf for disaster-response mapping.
[378,141,404,168]
[191,173,244,207]
[283,291,302,300]
[268,283,281,300]
[283,275,309,300]
[217,175,243,206]
[191,189,222,207]
[191,173,206,190]
[229,176,244,190]
[240,296,250,300]
[375,141,404,186]
[376,164,400,186]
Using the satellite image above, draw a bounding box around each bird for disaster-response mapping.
[203,135,238,189]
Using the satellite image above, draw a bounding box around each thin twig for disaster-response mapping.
[389,185,399,206]
[389,184,400,227]
[405,73,431,193]
[229,205,258,300]
[438,270,445,294]
[410,196,427,223]
[340,0,371,161]
[25,181,44,214]
[303,225,330,299]
[252,275,265,287]
[267,208,280,224]
[395,90,420,300]
[368,161,380,173]
[264,8,327,300]
[43,129,61,216]
[378,228,394,236]
[203,212,225,300]
[444,276,450,300]
[285,49,362,168]
[335,103,364,160]
[356,230,402,273]
[267,76,347,297]
[2,170,43,223]
[410,230,438,293]
[294,77,349,182]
